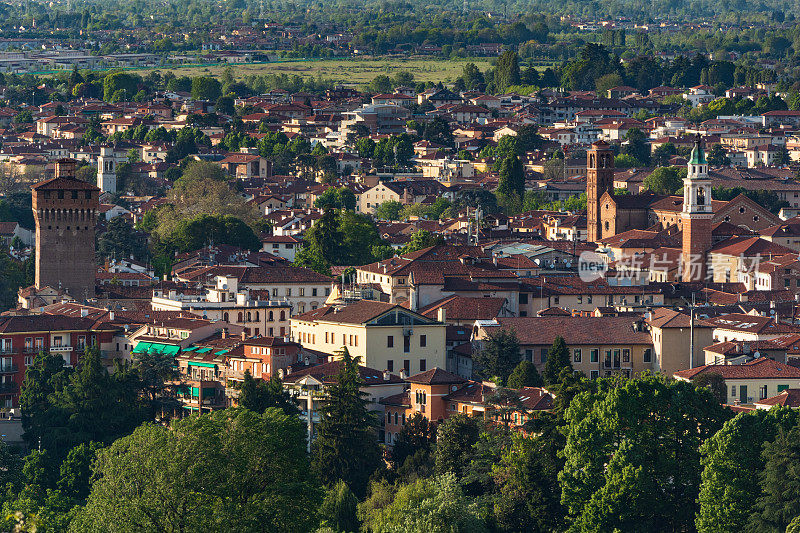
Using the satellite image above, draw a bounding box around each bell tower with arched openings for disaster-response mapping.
[586,140,615,243]
[681,134,713,282]
[32,159,100,301]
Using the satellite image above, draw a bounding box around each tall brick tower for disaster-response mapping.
[681,134,713,282]
[586,140,615,243]
[32,159,100,301]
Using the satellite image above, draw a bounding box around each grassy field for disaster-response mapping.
[134,57,496,86]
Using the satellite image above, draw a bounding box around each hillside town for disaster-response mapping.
[3,0,800,530]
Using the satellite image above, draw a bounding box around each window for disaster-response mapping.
[540,348,548,364]
[573,349,581,363]
[286,288,292,297]
[24,355,32,366]
[590,349,599,363]
[404,360,410,373]
[312,288,318,297]
[415,389,427,404]
[420,335,426,347]
[590,370,599,379]
[403,336,410,353]
[387,360,393,372]
[420,359,426,372]
[299,288,305,296]
[779,385,790,393]
[760,385,768,400]
[731,385,736,397]
[525,349,533,362]
[387,335,394,348]
[519,293,528,304]
[553,296,559,305]
[643,348,652,363]
[280,311,286,321]
[272,288,278,297]
[622,349,630,363]
[386,412,391,424]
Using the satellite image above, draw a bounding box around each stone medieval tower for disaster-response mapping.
[586,140,615,243]
[32,159,100,301]
[681,135,713,282]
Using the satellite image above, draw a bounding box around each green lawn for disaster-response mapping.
[137,57,495,86]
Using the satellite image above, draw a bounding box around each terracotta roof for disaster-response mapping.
[704,313,798,335]
[418,295,507,321]
[283,359,403,385]
[406,367,466,385]
[490,316,653,346]
[675,357,800,380]
[755,389,800,408]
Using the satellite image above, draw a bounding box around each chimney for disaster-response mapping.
[383,370,390,381]
[109,311,115,321]
[221,328,227,339]
[241,331,247,340]
[400,369,408,379]
[80,308,88,318]
[437,307,446,323]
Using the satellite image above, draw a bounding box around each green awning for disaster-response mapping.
[133,342,180,356]
[188,361,217,369]
[191,387,199,395]
[195,347,212,354]
[214,350,229,355]
[132,342,152,354]
[182,346,198,352]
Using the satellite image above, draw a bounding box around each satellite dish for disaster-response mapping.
[565,262,572,268]
[753,351,761,358]
[534,258,541,265]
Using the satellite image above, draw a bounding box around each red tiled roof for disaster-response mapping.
[675,357,800,380]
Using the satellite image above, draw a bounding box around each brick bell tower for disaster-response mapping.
[32,159,100,301]
[681,134,713,282]
[586,140,615,243]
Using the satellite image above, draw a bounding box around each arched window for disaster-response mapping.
[247,311,252,322]
[237,312,243,323]
[280,311,286,321]
[697,187,706,206]
[223,312,229,322]
[269,311,274,321]
[255,311,260,321]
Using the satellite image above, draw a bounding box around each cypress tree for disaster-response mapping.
[311,348,380,498]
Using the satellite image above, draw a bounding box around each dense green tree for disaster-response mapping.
[560,375,729,532]
[473,328,521,384]
[373,199,404,221]
[96,216,147,262]
[191,76,222,101]
[492,432,565,532]
[693,372,727,404]
[400,230,445,254]
[319,480,360,533]
[542,336,573,386]
[74,409,321,532]
[391,413,436,470]
[497,155,525,201]
[312,348,380,498]
[315,187,357,211]
[434,414,481,479]
[507,360,543,388]
[238,371,297,416]
[697,408,799,533]
[358,474,488,533]
[167,214,260,253]
[707,143,731,167]
[643,166,685,195]
[493,50,521,93]
[102,72,139,102]
[748,421,800,533]
[19,352,68,450]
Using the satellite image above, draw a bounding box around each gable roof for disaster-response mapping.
[674,357,800,380]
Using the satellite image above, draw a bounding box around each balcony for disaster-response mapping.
[0,365,19,374]
[49,345,73,353]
